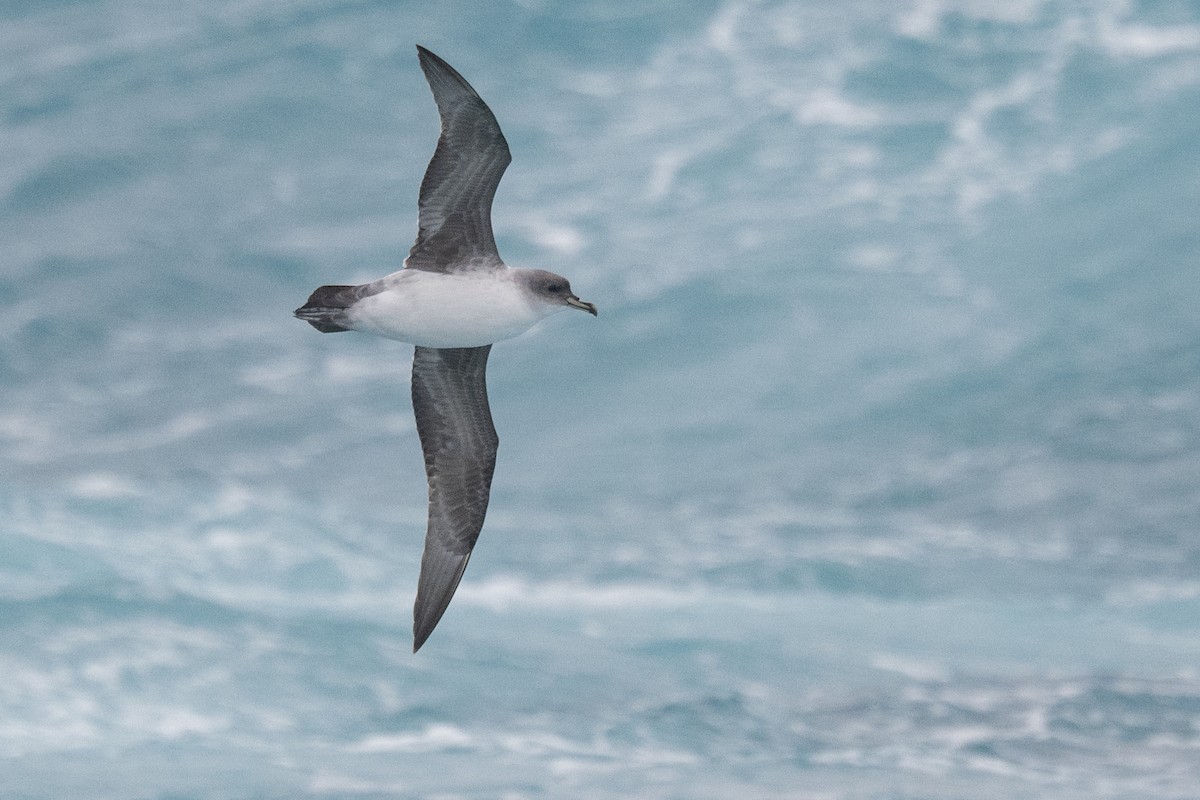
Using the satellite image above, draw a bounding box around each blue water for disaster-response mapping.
[3,1,1200,797]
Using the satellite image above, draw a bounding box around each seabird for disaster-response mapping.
[295,46,597,652]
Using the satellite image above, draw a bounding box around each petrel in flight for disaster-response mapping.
[295,46,597,652]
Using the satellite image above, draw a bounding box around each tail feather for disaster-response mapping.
[294,284,359,333]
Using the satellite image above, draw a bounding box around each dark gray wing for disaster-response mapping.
[407,46,512,273]
[410,345,498,651]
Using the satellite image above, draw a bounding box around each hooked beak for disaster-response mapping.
[566,295,598,316]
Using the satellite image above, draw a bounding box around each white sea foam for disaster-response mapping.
[455,576,714,612]
[349,724,474,754]
[870,653,949,682]
[67,472,144,499]
[1099,16,1200,58]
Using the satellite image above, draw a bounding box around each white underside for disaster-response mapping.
[344,269,557,348]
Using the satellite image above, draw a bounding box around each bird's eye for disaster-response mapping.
[547,284,563,294]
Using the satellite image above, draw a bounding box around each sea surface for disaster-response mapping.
[3,1,1200,798]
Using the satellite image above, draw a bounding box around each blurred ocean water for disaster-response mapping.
[2,0,1200,797]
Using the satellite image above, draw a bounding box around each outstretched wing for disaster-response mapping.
[410,345,499,651]
[407,46,511,273]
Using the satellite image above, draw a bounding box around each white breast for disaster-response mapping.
[344,269,555,348]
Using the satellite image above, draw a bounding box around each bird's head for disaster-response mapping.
[521,269,598,316]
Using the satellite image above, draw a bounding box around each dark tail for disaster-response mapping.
[294,285,359,333]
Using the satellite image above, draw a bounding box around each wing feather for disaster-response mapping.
[407,46,511,272]
[410,345,498,651]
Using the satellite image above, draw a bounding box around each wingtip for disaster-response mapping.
[412,614,441,653]
[412,603,445,653]
[415,44,436,69]
[414,44,442,67]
